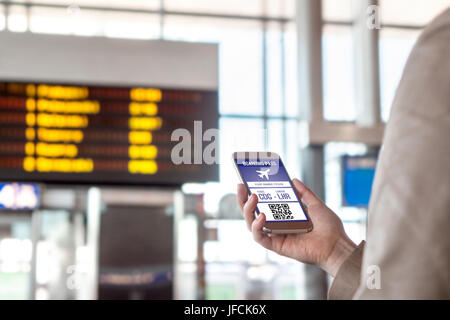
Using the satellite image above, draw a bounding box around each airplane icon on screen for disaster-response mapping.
[256,168,270,180]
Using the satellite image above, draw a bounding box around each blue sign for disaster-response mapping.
[342,155,377,207]
[0,183,40,210]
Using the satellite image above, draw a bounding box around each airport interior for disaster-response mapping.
[0,0,449,300]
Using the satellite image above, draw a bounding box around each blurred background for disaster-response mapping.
[0,0,448,300]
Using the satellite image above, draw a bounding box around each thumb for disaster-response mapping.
[292,178,323,208]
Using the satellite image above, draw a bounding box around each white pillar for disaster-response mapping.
[296,0,329,300]
[296,0,324,124]
[84,187,101,300]
[353,0,381,127]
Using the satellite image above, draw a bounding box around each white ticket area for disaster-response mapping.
[257,202,307,222]
[248,184,308,221]
[249,187,298,203]
[247,181,291,188]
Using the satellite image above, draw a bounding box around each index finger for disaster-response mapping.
[242,193,258,231]
[237,183,248,211]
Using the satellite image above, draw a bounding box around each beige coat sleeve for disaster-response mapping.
[328,241,365,300]
[329,7,450,300]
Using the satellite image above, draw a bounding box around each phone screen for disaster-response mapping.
[235,157,309,222]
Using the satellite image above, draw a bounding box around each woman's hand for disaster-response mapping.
[237,178,357,277]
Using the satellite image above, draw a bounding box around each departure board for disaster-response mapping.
[0,81,218,185]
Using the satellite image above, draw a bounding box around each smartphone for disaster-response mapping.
[232,151,313,234]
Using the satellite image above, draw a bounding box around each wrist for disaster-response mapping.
[321,236,357,277]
